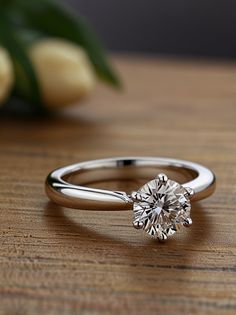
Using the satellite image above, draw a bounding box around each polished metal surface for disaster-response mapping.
[45,157,216,211]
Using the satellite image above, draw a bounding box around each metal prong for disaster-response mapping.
[157,173,168,183]
[133,220,144,229]
[130,191,142,202]
[183,217,193,227]
[185,187,194,198]
[158,233,168,242]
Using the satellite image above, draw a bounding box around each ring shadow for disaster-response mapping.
[44,201,211,265]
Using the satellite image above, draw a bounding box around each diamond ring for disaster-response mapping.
[45,157,216,241]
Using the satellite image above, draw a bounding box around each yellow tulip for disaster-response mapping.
[0,47,14,104]
[29,39,96,108]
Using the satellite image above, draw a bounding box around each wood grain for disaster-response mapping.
[0,56,236,315]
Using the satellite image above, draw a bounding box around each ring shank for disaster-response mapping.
[45,157,216,210]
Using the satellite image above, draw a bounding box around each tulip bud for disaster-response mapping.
[0,47,14,104]
[29,39,96,108]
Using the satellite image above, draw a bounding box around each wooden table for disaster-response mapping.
[0,56,236,315]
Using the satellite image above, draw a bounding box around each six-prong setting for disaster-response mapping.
[130,191,143,202]
[133,220,144,229]
[132,174,194,241]
[156,173,168,184]
[185,187,195,198]
[158,232,168,242]
[183,217,193,228]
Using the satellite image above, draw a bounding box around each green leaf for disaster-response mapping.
[0,15,42,107]
[11,0,121,87]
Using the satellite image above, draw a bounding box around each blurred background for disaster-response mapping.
[67,0,236,59]
[1,0,236,112]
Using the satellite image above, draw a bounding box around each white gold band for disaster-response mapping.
[45,157,216,211]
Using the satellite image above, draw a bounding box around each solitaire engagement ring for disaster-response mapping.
[45,157,216,241]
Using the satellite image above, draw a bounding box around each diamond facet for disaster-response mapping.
[133,176,191,239]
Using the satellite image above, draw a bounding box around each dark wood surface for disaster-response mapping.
[0,56,236,315]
